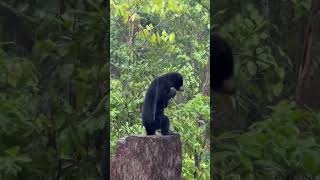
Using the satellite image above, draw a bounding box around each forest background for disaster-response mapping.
[0,0,320,179]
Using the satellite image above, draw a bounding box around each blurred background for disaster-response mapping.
[212,0,320,179]
[0,1,107,179]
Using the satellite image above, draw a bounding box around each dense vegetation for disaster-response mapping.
[1,0,319,179]
[212,0,320,179]
[111,0,320,179]
[0,1,107,179]
[110,0,210,179]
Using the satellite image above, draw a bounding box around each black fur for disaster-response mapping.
[142,72,183,135]
[211,32,235,94]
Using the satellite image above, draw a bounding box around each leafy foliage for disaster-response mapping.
[212,1,320,179]
[167,94,210,179]
[110,0,210,178]
[0,1,107,179]
[218,3,292,122]
[213,101,320,179]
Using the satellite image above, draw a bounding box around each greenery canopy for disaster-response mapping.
[0,0,320,179]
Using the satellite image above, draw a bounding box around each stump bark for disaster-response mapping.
[111,135,182,180]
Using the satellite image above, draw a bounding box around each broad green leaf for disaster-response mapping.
[150,34,157,45]
[303,151,320,174]
[169,33,175,43]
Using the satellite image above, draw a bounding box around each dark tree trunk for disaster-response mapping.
[296,0,320,110]
[0,2,34,55]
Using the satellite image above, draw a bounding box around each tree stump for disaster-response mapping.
[111,135,182,180]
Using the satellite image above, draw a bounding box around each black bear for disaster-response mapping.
[142,72,184,135]
[211,32,236,94]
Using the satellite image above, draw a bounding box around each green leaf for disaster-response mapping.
[5,146,20,156]
[167,0,177,12]
[7,62,23,87]
[155,0,163,13]
[273,83,283,96]
[246,61,257,76]
[150,34,157,45]
[169,33,175,43]
[239,154,253,171]
[156,33,161,43]
[303,151,320,174]
[162,30,167,37]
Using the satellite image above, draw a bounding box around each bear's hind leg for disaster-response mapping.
[144,119,160,135]
[160,115,178,135]
[144,123,156,135]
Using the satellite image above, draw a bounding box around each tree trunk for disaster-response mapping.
[111,135,182,180]
[202,57,210,96]
[0,2,34,55]
[296,0,320,110]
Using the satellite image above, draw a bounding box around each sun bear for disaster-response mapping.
[142,72,184,135]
